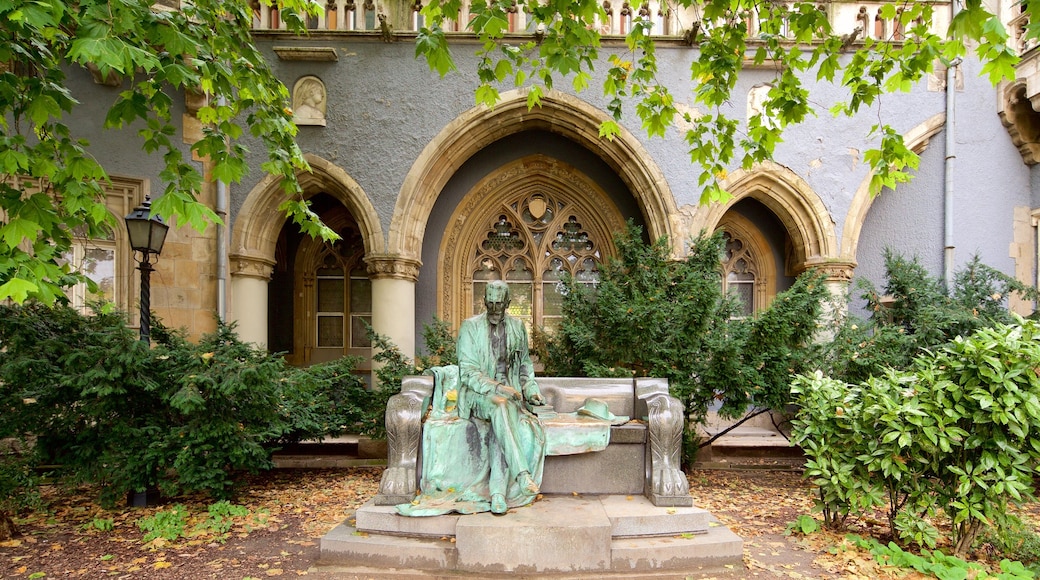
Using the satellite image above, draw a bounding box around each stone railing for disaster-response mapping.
[250,0,952,40]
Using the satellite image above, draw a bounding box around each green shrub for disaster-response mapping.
[0,302,163,506]
[537,223,828,462]
[811,252,1039,384]
[149,322,291,500]
[0,450,40,540]
[793,316,1040,555]
[138,504,189,542]
[980,514,1040,572]
[278,356,370,444]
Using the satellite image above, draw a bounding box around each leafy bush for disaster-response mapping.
[0,302,163,506]
[278,356,370,444]
[979,514,1040,573]
[147,322,293,499]
[845,534,1036,580]
[792,316,1040,555]
[365,318,460,439]
[0,450,40,540]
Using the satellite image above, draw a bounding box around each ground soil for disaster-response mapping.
[0,467,1030,579]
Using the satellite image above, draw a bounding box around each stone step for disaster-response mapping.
[321,494,741,576]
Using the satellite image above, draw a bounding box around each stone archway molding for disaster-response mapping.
[229,154,384,349]
[230,153,385,268]
[840,113,946,264]
[388,89,681,261]
[690,160,838,274]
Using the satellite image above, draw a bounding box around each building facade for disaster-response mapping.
[65,0,1040,379]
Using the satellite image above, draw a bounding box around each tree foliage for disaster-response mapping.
[414,0,1022,203]
[0,0,331,304]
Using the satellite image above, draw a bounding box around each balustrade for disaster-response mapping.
[249,0,953,45]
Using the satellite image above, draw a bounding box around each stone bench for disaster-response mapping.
[375,375,691,507]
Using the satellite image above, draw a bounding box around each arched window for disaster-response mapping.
[718,213,777,317]
[441,156,625,332]
[721,231,758,317]
[469,200,603,331]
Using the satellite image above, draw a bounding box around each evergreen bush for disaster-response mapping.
[0,303,379,510]
[537,222,829,459]
[811,251,1040,384]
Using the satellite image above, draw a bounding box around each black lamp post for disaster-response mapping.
[124,196,169,343]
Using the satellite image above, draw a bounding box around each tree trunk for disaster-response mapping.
[0,511,16,541]
[953,519,983,557]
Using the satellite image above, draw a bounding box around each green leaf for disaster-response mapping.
[0,218,43,248]
[0,278,39,303]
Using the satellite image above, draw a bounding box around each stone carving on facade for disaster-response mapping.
[292,76,327,127]
[804,259,857,284]
[999,81,1040,166]
[230,253,276,280]
[364,254,421,281]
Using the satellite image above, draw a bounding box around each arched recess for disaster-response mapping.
[690,160,838,274]
[717,212,778,314]
[439,155,626,329]
[229,154,383,349]
[389,89,680,264]
[841,113,945,263]
[284,201,370,367]
[231,153,385,264]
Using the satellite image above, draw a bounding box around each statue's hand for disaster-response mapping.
[527,392,545,406]
[498,384,522,401]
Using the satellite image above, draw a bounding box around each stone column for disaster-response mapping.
[229,253,276,348]
[365,254,422,364]
[804,259,856,340]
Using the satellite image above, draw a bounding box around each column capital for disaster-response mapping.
[804,259,857,283]
[229,252,275,281]
[365,254,422,282]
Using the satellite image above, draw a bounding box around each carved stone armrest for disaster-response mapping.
[635,378,692,507]
[375,375,432,506]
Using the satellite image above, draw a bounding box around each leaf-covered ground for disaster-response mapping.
[0,468,1035,579]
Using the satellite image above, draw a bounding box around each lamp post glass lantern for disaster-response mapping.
[124,196,168,343]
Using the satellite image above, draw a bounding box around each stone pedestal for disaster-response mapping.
[320,494,742,577]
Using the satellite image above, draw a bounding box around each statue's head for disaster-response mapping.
[484,280,510,326]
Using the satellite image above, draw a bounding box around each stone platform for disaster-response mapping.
[318,494,743,577]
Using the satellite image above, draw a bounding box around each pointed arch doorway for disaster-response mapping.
[269,193,373,370]
[438,155,627,331]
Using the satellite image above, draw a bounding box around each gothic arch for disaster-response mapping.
[438,154,626,328]
[388,89,680,263]
[231,153,385,269]
[690,160,837,274]
[718,212,777,312]
[841,113,946,263]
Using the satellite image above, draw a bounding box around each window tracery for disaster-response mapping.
[469,194,604,330]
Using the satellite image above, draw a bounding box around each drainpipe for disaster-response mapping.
[216,96,228,322]
[944,3,962,291]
